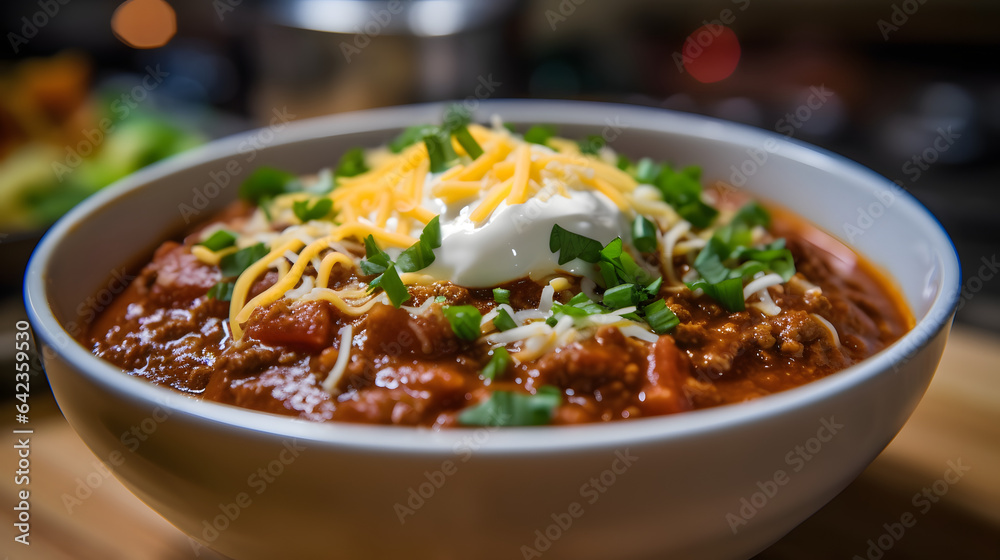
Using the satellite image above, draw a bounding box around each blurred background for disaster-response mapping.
[1,0,997,558]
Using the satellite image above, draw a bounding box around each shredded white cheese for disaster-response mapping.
[322,324,354,394]
[811,313,841,348]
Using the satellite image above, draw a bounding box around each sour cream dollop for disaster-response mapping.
[420,187,628,287]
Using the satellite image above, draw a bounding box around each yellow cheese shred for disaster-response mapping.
[224,122,660,341]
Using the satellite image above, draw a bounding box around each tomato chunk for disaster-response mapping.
[245,301,334,353]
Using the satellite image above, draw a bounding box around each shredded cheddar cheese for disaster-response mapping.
[213,121,702,342]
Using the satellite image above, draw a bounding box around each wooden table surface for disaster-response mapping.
[3,326,999,560]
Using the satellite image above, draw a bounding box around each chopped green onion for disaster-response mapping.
[615,154,632,171]
[693,237,732,284]
[207,281,235,301]
[303,170,336,195]
[644,276,663,298]
[480,347,512,381]
[239,166,296,204]
[443,104,484,159]
[361,218,442,308]
[334,147,368,178]
[731,201,771,229]
[643,298,679,334]
[360,235,391,276]
[292,197,333,222]
[219,243,268,278]
[443,104,472,129]
[389,125,433,153]
[442,305,482,341]
[493,308,517,331]
[523,125,556,146]
[654,164,718,229]
[198,229,237,252]
[687,277,745,312]
[602,283,641,309]
[423,130,459,173]
[453,127,483,159]
[457,386,562,427]
[632,216,658,253]
[634,158,661,184]
[578,134,605,155]
[549,224,603,265]
[395,215,441,272]
[434,295,448,303]
[493,287,511,304]
[550,295,608,320]
[598,238,652,288]
[376,263,411,308]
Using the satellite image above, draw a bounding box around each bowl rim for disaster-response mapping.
[24,99,961,454]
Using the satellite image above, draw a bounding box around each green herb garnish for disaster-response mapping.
[549,224,603,265]
[443,104,483,159]
[395,215,441,272]
[198,229,237,252]
[360,217,441,308]
[654,165,718,229]
[632,216,658,253]
[686,277,745,312]
[423,130,459,173]
[493,288,511,304]
[239,166,297,204]
[292,198,333,222]
[389,125,434,153]
[480,347,512,381]
[523,125,556,146]
[457,386,562,427]
[643,298,680,334]
[685,202,796,311]
[442,305,482,341]
[493,308,517,331]
[220,243,268,278]
[206,281,235,301]
[547,225,670,332]
[334,147,368,178]
[578,134,605,155]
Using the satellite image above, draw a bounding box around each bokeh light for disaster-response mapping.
[682,25,741,84]
[111,0,177,49]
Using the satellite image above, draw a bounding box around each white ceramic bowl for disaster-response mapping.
[25,101,960,560]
